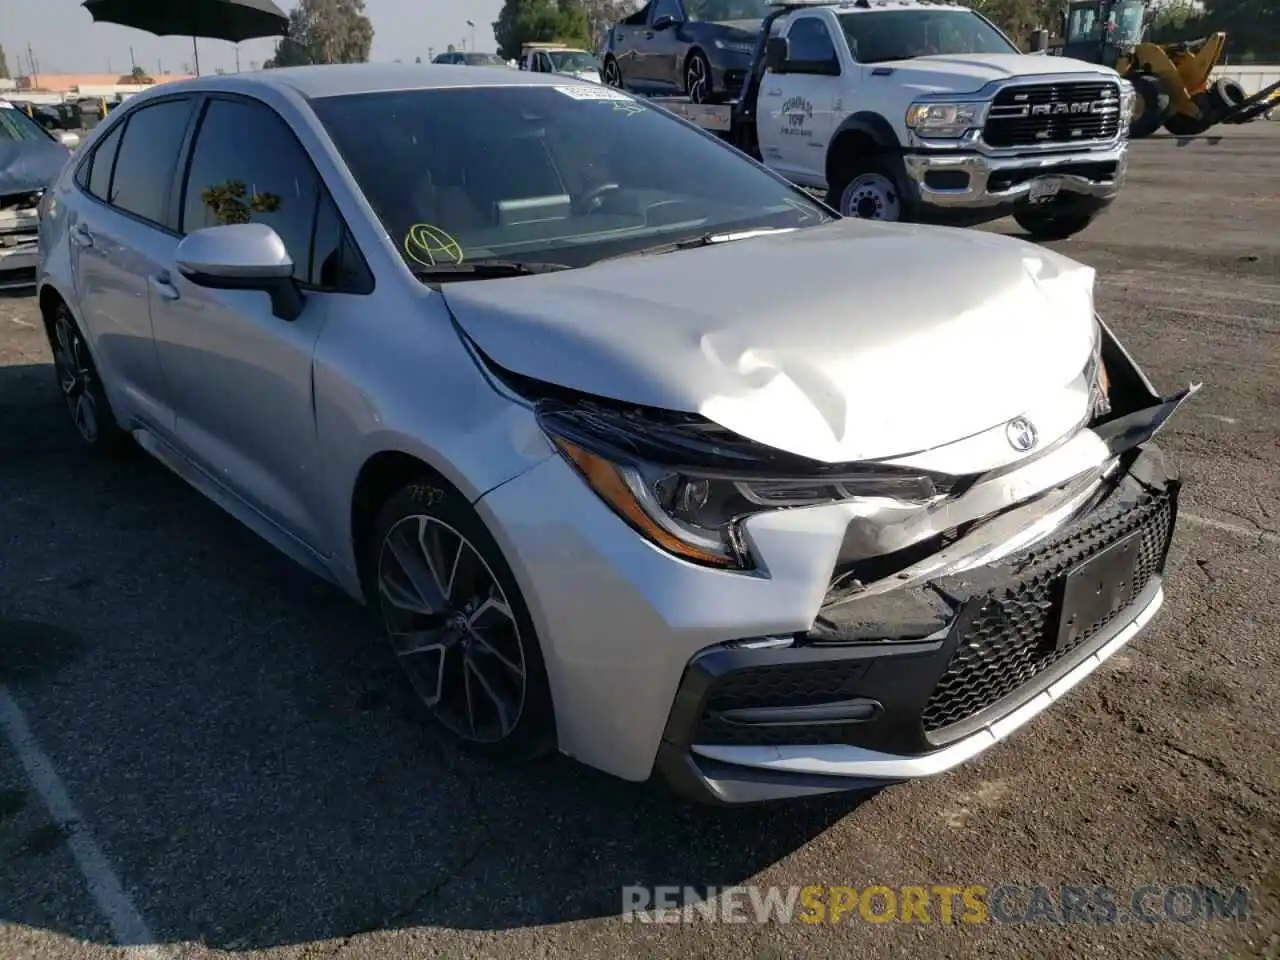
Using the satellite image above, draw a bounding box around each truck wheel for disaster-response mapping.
[1208,77,1247,114]
[685,50,713,104]
[1012,209,1100,241]
[827,157,904,221]
[602,56,623,89]
[1127,74,1168,139]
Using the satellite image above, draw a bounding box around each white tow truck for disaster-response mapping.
[636,0,1134,239]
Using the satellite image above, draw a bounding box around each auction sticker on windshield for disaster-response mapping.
[554,85,634,101]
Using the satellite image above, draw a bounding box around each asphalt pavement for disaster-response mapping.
[1,124,1278,960]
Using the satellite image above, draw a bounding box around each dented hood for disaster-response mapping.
[443,219,1098,464]
[0,137,70,197]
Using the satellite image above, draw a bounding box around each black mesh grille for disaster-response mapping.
[983,81,1122,148]
[920,492,1173,734]
[694,661,869,746]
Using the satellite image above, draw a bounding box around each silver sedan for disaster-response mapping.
[36,64,1191,805]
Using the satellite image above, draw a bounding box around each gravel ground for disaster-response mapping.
[1,123,1278,960]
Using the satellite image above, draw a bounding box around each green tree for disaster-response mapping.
[266,0,374,67]
[494,0,592,60]
[118,65,154,84]
[0,44,9,80]
[970,0,1056,48]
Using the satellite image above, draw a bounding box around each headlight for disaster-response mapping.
[713,38,755,55]
[1085,320,1112,420]
[538,404,941,570]
[905,102,983,138]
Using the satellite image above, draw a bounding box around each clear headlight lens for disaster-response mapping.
[1085,320,1112,420]
[713,38,755,54]
[905,102,982,138]
[540,407,939,570]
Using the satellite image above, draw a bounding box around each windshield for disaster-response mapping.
[311,86,829,273]
[548,51,601,72]
[0,103,53,142]
[838,10,1017,63]
[684,0,771,23]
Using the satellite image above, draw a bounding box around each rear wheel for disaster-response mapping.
[602,55,623,89]
[45,301,129,455]
[1013,209,1101,241]
[1126,74,1169,139]
[369,479,556,761]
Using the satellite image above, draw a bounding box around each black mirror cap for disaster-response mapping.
[765,36,788,71]
[180,269,305,322]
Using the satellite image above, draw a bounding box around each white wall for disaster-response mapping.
[1212,64,1280,97]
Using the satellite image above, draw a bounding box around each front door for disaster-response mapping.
[150,95,333,551]
[757,16,842,185]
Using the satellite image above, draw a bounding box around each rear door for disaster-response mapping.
[67,96,199,434]
[150,95,361,551]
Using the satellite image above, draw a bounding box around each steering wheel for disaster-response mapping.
[573,183,622,215]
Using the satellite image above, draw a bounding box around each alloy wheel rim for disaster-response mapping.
[604,59,622,88]
[377,515,527,743]
[52,314,99,443]
[841,173,901,221]
[687,57,708,103]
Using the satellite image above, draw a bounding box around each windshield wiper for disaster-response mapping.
[411,260,573,283]
[599,227,796,263]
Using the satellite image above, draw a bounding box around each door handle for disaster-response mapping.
[644,30,654,38]
[70,223,94,248]
[148,272,180,301]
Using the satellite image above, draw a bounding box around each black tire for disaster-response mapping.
[367,477,556,762]
[825,154,907,222]
[1012,209,1101,241]
[602,55,624,90]
[43,300,130,455]
[684,49,713,104]
[1126,74,1168,139]
[1209,77,1247,113]
[1164,92,1217,136]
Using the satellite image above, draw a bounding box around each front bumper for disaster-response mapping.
[0,206,40,290]
[902,142,1127,222]
[655,447,1178,804]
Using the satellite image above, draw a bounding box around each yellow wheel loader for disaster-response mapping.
[1053,0,1280,137]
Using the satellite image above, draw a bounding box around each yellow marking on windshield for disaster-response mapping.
[404,224,465,266]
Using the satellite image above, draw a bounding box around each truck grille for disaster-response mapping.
[920,490,1174,736]
[983,81,1122,148]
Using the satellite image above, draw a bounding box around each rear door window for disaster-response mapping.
[108,98,196,228]
[85,122,124,201]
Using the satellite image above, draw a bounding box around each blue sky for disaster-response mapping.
[1,0,504,77]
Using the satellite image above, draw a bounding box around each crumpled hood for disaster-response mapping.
[872,53,1118,96]
[0,138,71,197]
[443,220,1097,464]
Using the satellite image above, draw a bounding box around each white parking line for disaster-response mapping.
[0,686,165,958]
[1182,512,1280,547]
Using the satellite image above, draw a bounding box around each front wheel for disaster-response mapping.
[369,479,556,761]
[684,50,713,104]
[1126,74,1169,139]
[1012,209,1100,241]
[826,157,905,222]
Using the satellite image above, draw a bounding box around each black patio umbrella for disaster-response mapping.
[82,0,289,76]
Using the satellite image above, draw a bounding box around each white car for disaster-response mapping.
[37,65,1192,805]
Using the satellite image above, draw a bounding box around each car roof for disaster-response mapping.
[137,63,565,101]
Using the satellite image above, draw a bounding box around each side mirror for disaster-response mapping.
[765,36,789,72]
[652,14,677,30]
[1028,29,1049,53]
[59,131,81,149]
[175,223,304,322]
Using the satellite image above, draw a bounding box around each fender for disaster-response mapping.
[828,111,902,154]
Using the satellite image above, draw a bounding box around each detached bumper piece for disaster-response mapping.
[656,446,1179,805]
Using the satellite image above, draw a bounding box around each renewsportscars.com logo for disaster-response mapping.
[622,884,1250,926]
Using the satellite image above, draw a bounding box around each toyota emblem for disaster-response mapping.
[1006,417,1038,452]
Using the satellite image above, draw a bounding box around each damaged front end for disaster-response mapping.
[486,317,1197,804]
[0,189,41,291]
